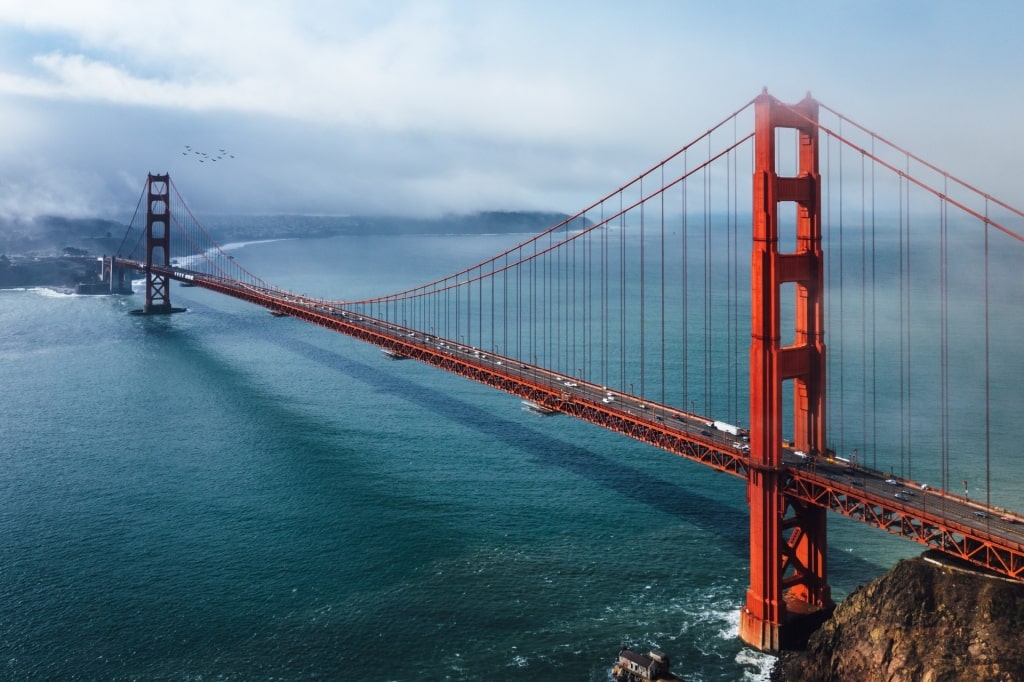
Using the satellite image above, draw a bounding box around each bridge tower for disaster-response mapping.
[136,173,185,315]
[740,91,834,651]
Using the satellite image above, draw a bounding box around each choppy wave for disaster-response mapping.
[25,286,76,297]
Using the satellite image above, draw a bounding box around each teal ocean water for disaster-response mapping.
[0,230,986,681]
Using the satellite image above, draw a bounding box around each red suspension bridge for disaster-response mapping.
[101,90,1024,652]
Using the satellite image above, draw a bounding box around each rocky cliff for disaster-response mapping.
[772,553,1024,682]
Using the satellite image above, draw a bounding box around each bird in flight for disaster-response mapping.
[181,145,235,163]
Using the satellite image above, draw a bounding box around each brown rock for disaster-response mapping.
[772,554,1024,681]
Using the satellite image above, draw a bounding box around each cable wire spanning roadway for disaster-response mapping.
[114,256,1024,582]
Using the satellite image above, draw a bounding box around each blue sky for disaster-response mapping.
[0,1,1020,221]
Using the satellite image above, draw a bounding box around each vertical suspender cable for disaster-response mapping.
[730,120,739,424]
[571,216,577,378]
[734,121,742,424]
[558,224,563,373]
[860,153,868,469]
[984,201,991,510]
[909,157,917,477]
[681,150,689,412]
[516,249,522,361]
[897,171,906,480]
[602,202,608,389]
[501,253,506,358]
[620,192,626,391]
[824,133,832,446]
[640,176,646,400]
[871,137,878,472]
[589,211,594,381]
[531,242,536,367]
[940,188,949,508]
[660,165,667,408]
[478,264,483,351]
[493,260,497,356]
[837,119,845,456]
[591,214,597,381]
[704,136,712,414]
[545,233,551,374]
[549,229,554,376]
[725,124,733,423]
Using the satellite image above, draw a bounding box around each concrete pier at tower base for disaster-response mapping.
[129,303,187,316]
[739,597,834,652]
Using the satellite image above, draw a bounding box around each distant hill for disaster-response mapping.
[198,211,588,244]
[0,211,588,258]
[0,216,126,258]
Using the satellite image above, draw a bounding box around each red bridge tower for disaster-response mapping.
[740,91,834,651]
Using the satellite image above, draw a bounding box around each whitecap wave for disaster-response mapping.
[220,238,293,252]
[170,238,291,272]
[735,647,777,681]
[29,287,75,297]
[714,608,777,681]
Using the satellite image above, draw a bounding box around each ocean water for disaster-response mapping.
[0,230,975,681]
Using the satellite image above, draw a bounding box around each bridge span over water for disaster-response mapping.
[102,90,1024,651]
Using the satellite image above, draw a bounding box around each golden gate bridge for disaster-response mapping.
[99,90,1024,652]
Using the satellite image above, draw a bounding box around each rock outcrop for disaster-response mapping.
[773,553,1024,681]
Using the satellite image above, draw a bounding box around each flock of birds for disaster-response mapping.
[181,145,235,163]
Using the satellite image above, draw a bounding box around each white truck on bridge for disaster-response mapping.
[712,420,742,436]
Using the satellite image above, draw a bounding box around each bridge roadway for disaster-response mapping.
[121,260,1024,581]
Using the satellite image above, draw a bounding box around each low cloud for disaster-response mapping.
[0,2,1021,220]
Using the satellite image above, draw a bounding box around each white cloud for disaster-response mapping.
[0,1,1021,219]
[0,166,118,221]
[0,2,621,140]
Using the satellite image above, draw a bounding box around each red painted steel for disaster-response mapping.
[740,91,833,652]
[783,473,1024,579]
